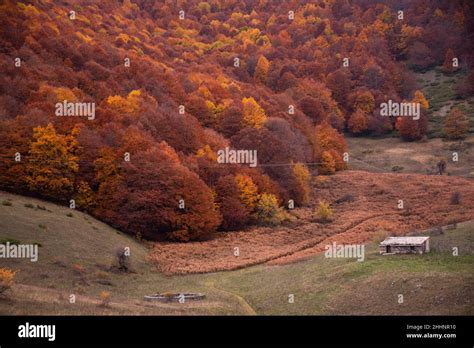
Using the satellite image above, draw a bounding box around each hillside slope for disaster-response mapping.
[0,190,473,315]
[0,191,247,315]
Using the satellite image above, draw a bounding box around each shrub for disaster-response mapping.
[72,263,85,275]
[253,193,284,225]
[317,201,333,222]
[291,163,311,206]
[391,165,404,172]
[0,268,16,294]
[115,247,130,272]
[334,194,355,204]
[95,271,110,279]
[24,203,34,208]
[99,291,111,307]
[2,200,12,206]
[318,151,336,175]
[444,108,469,140]
[450,192,461,205]
[314,175,329,188]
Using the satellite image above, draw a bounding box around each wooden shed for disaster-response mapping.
[379,236,430,255]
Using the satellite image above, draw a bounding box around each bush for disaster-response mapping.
[72,263,85,276]
[314,175,329,188]
[450,192,461,205]
[2,200,12,206]
[318,151,336,175]
[253,193,284,225]
[115,247,130,272]
[0,268,16,294]
[99,291,111,307]
[291,163,311,206]
[444,108,469,140]
[391,165,404,172]
[317,201,333,222]
[334,194,355,204]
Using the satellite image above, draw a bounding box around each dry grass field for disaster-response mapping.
[149,170,474,273]
[1,174,473,315]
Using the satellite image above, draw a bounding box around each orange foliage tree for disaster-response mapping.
[442,48,457,74]
[313,123,347,174]
[242,97,267,129]
[291,163,311,205]
[396,90,429,141]
[348,109,369,135]
[235,174,259,211]
[444,107,469,139]
[255,55,270,84]
[105,143,221,242]
[26,124,80,200]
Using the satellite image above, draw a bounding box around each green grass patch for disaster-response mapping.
[0,238,21,245]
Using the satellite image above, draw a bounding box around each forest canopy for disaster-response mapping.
[0,0,472,241]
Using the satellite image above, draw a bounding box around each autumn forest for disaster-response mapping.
[1,0,473,243]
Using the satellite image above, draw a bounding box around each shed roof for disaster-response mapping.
[380,236,429,246]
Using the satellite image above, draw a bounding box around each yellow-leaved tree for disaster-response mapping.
[292,163,311,205]
[106,90,142,114]
[255,55,270,84]
[94,147,123,217]
[242,97,267,128]
[253,193,284,225]
[26,123,80,200]
[74,181,96,212]
[413,90,429,110]
[235,174,259,211]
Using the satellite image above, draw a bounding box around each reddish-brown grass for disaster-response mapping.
[150,171,474,274]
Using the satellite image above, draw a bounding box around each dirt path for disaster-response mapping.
[203,280,257,315]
